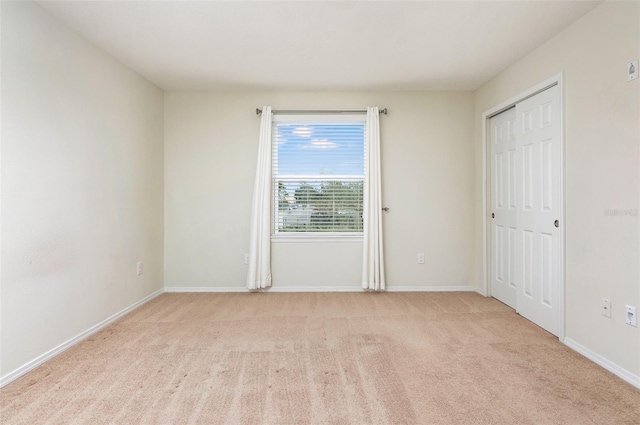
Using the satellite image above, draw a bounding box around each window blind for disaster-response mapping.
[272,117,366,234]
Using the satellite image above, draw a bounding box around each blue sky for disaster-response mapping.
[274,123,365,176]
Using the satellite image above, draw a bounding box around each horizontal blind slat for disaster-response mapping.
[272,119,365,234]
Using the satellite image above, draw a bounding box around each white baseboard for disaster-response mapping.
[165,286,360,293]
[0,289,164,388]
[165,286,253,292]
[563,337,640,390]
[474,287,488,296]
[387,285,479,293]
[164,285,481,293]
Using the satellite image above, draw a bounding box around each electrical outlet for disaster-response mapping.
[417,253,425,264]
[625,305,637,327]
[136,261,143,276]
[602,299,611,318]
[628,59,638,81]
[244,254,250,265]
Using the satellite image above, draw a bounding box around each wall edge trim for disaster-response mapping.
[164,285,481,293]
[0,289,164,388]
[563,337,640,390]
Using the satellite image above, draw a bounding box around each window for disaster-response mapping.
[272,114,365,238]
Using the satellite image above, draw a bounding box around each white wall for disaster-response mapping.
[165,91,474,290]
[472,1,639,379]
[6,0,634,393]
[1,2,164,378]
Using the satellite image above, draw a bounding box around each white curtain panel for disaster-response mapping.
[362,107,386,290]
[246,106,273,289]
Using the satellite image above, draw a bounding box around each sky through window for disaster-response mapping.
[274,123,365,176]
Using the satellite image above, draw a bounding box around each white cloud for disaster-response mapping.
[301,139,338,149]
[292,126,313,138]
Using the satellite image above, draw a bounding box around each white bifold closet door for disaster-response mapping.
[490,85,562,336]
[490,106,517,309]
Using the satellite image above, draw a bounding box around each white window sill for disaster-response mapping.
[271,233,363,243]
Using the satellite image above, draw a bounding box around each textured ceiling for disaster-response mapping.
[36,1,601,91]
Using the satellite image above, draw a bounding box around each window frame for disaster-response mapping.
[271,113,366,243]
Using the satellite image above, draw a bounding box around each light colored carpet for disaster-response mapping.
[1,292,639,424]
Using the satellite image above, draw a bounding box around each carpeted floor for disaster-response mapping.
[1,292,639,424]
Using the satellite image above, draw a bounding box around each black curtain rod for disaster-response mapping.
[256,108,388,115]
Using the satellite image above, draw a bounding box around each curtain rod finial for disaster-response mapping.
[380,108,388,115]
[256,108,262,115]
